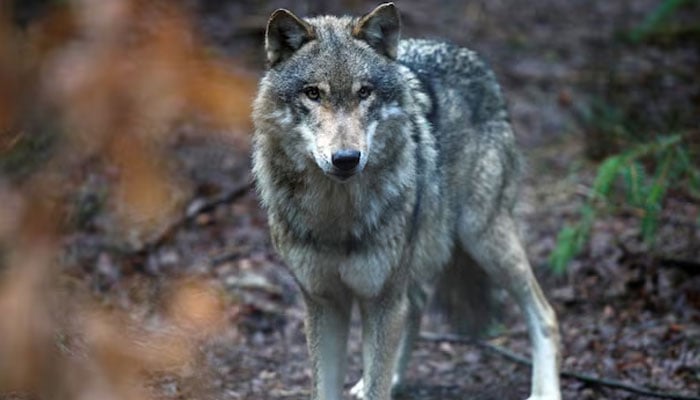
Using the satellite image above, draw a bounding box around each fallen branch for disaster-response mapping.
[146,181,254,250]
[419,332,700,400]
[657,258,700,275]
[185,181,254,218]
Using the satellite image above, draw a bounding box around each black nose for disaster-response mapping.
[331,150,361,171]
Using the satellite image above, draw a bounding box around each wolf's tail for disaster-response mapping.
[431,249,498,337]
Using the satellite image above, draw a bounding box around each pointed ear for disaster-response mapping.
[265,9,315,66]
[352,3,401,59]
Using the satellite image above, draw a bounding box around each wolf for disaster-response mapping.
[251,3,561,399]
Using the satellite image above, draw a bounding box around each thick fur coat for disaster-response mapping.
[252,4,561,400]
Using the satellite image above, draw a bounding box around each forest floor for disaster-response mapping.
[2,0,699,399]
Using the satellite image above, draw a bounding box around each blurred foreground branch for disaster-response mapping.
[0,0,253,397]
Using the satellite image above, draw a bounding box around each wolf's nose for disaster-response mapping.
[332,150,361,171]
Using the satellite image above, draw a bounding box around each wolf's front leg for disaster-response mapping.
[460,214,561,400]
[302,291,352,400]
[350,281,429,398]
[356,288,408,400]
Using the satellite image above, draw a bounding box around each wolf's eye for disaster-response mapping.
[304,86,320,101]
[358,86,373,100]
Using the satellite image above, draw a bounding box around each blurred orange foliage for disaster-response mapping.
[0,0,252,397]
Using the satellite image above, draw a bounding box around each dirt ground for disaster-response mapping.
[2,0,699,399]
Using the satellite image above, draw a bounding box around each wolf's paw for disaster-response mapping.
[526,394,561,400]
[349,379,365,399]
[349,375,402,399]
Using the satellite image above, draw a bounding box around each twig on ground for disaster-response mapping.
[657,258,700,274]
[419,332,700,400]
[146,181,254,250]
[185,181,254,219]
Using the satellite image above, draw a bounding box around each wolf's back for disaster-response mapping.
[397,39,509,128]
[399,40,510,336]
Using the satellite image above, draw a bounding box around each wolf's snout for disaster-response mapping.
[331,150,361,171]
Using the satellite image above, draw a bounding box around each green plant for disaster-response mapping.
[628,0,692,42]
[549,133,700,273]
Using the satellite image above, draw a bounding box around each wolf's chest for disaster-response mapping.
[274,224,408,298]
[271,182,415,297]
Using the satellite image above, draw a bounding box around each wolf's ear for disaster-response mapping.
[352,3,401,59]
[265,9,315,66]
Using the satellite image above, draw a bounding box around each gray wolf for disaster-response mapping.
[251,3,561,399]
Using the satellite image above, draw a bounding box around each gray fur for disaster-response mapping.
[252,3,561,400]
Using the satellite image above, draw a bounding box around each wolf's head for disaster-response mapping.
[255,3,407,182]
